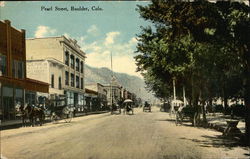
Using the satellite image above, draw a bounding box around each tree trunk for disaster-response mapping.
[222,86,229,114]
[208,98,213,113]
[244,61,250,146]
[192,92,200,126]
[201,100,207,123]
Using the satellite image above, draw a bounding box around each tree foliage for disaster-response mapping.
[135,0,250,145]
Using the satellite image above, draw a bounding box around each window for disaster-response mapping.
[76,76,79,88]
[65,71,69,85]
[76,58,79,72]
[0,55,7,76]
[66,91,74,105]
[51,74,54,88]
[65,51,69,66]
[12,60,16,78]
[17,61,24,78]
[12,60,24,79]
[81,78,83,89]
[58,77,62,89]
[80,61,83,73]
[71,73,74,87]
[70,55,75,69]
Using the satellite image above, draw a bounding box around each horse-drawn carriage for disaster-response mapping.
[143,101,151,112]
[171,100,195,126]
[16,95,74,126]
[46,96,74,123]
[123,99,134,115]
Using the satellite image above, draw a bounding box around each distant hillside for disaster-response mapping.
[85,65,155,101]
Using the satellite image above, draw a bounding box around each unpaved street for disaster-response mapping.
[1,107,249,159]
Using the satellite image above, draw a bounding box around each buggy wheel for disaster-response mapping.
[64,112,73,123]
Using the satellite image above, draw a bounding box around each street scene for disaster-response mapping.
[1,0,250,159]
[2,107,249,159]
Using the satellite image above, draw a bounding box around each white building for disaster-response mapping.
[26,36,86,107]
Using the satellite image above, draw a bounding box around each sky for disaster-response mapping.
[0,1,151,78]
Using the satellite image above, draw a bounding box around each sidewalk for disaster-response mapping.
[0,110,109,129]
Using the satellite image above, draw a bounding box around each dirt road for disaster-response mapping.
[1,107,249,159]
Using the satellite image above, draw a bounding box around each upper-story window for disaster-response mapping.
[58,77,62,90]
[70,73,74,87]
[76,58,79,72]
[17,61,24,79]
[76,76,79,88]
[65,51,69,66]
[80,61,83,73]
[65,71,69,85]
[51,74,54,88]
[0,55,7,76]
[70,55,75,69]
[12,60,24,79]
[81,78,83,89]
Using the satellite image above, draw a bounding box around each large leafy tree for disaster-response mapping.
[135,0,250,145]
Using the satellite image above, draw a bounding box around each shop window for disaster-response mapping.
[66,91,74,105]
[0,55,7,76]
[2,87,14,120]
[65,71,69,85]
[15,88,23,117]
[25,91,36,105]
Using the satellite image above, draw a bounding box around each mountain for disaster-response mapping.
[85,65,155,102]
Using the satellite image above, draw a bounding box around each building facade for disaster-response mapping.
[85,83,108,110]
[0,20,49,121]
[26,36,86,108]
[85,88,98,112]
[103,84,122,106]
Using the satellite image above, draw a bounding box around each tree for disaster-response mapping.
[135,0,250,145]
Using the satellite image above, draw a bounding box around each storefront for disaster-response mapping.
[0,79,48,121]
[0,20,49,121]
[65,90,84,106]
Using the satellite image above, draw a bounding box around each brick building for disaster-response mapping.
[0,20,49,121]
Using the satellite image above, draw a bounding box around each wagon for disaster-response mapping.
[123,99,134,115]
[175,106,195,126]
[143,101,151,112]
[47,96,74,123]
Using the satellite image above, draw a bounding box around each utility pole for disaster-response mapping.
[110,51,113,114]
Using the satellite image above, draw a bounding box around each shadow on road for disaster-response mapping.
[156,118,193,127]
[180,135,249,152]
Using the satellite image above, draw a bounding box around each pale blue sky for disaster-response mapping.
[0,1,150,77]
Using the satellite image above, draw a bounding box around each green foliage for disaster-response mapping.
[135,0,250,143]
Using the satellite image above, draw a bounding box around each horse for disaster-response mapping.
[16,103,45,127]
[175,106,184,126]
[15,103,30,127]
[30,105,45,126]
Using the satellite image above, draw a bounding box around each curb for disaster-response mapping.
[0,111,109,130]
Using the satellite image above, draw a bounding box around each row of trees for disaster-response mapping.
[134,0,250,145]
